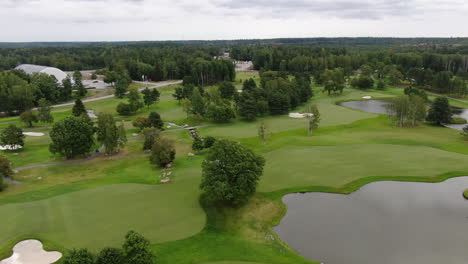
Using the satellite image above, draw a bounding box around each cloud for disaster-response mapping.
[0,0,468,41]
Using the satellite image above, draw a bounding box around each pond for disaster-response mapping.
[338,100,467,130]
[274,177,468,264]
[337,99,390,114]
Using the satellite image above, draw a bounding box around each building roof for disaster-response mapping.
[15,64,68,83]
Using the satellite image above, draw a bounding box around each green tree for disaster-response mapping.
[242,78,257,92]
[181,99,192,117]
[142,128,159,151]
[74,71,87,97]
[132,116,150,131]
[191,88,205,116]
[376,79,386,90]
[304,104,321,135]
[387,95,427,127]
[237,92,258,121]
[0,155,13,190]
[150,135,176,168]
[117,121,127,148]
[148,112,164,129]
[96,248,126,264]
[351,75,374,90]
[218,81,236,99]
[205,102,235,123]
[128,87,143,113]
[122,231,154,264]
[37,98,54,123]
[72,99,87,117]
[142,87,160,108]
[20,111,38,127]
[116,103,132,116]
[63,248,94,264]
[115,77,130,98]
[49,116,95,159]
[61,77,73,101]
[0,125,25,148]
[97,113,120,155]
[200,140,265,205]
[427,97,452,125]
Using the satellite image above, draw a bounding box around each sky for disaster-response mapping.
[1,0,468,42]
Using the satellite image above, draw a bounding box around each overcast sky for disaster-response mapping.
[1,0,468,42]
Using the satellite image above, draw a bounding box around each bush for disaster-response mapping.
[450,117,467,124]
[204,136,216,148]
[192,137,205,152]
[63,248,94,264]
[150,135,175,168]
[96,248,125,264]
[116,103,133,116]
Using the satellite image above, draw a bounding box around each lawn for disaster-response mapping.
[0,78,467,264]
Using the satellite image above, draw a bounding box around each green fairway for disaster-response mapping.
[0,77,467,264]
[260,144,468,192]
[199,89,390,138]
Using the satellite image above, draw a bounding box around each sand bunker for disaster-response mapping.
[0,240,62,264]
[362,96,372,99]
[23,132,44,137]
[0,145,22,151]
[289,113,313,118]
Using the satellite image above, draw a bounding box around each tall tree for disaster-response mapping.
[122,231,155,264]
[97,113,120,155]
[427,97,452,125]
[218,82,236,99]
[49,116,95,159]
[237,92,258,121]
[61,77,73,101]
[73,71,87,97]
[127,87,143,113]
[200,140,265,205]
[304,104,321,135]
[115,77,130,98]
[191,88,205,116]
[37,98,54,124]
[150,135,176,168]
[0,155,13,190]
[0,125,25,148]
[72,99,87,117]
[148,112,164,129]
[142,88,160,108]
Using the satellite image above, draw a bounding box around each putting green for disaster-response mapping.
[0,182,205,251]
[260,144,468,192]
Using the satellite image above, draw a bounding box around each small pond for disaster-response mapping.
[274,177,468,264]
[338,100,467,130]
[338,99,390,114]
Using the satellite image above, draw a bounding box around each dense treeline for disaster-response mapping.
[231,44,468,97]
[0,45,234,83]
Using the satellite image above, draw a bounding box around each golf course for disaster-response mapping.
[1,69,468,264]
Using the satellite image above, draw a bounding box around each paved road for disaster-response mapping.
[12,124,209,172]
[50,80,182,109]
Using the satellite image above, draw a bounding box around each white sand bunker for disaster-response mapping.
[0,145,22,151]
[0,240,62,264]
[362,96,372,99]
[289,113,313,118]
[23,132,44,137]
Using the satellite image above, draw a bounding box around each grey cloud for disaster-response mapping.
[212,0,429,19]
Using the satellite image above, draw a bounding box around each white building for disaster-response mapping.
[15,64,69,83]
